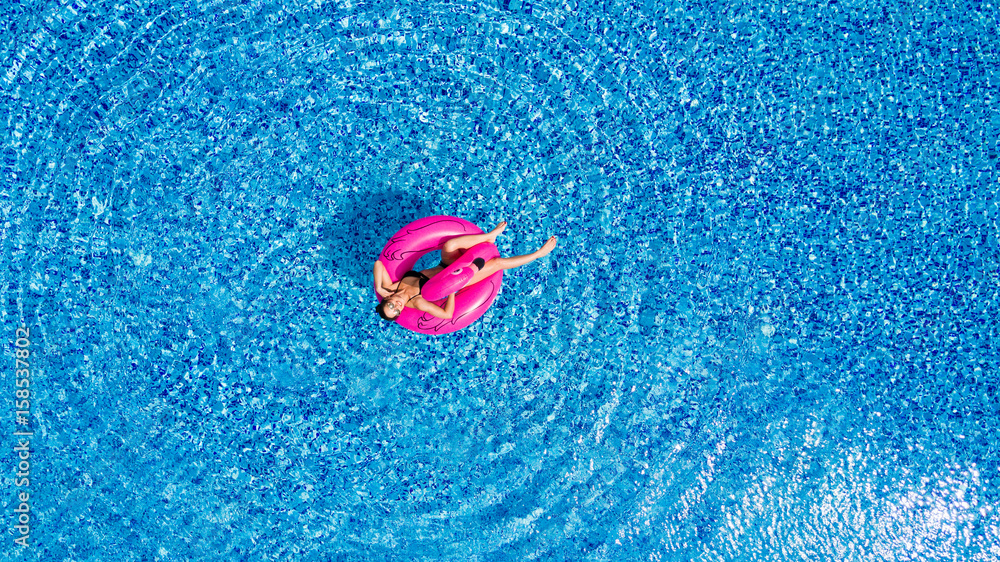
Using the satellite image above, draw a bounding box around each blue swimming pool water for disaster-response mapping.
[2,0,997,560]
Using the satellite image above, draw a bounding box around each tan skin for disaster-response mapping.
[374,221,557,320]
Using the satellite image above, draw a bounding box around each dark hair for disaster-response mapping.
[375,300,398,322]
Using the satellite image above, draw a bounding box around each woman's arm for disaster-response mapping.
[413,293,455,319]
[373,261,398,297]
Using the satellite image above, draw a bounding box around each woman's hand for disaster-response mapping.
[443,293,455,319]
[373,261,397,297]
[416,293,455,320]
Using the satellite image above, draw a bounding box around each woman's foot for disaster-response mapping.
[488,221,507,243]
[474,235,558,279]
[535,236,557,257]
[442,221,508,262]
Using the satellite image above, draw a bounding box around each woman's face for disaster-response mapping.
[382,293,406,318]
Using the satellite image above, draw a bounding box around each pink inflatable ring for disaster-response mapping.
[375,216,503,335]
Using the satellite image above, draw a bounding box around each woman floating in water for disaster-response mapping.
[374,221,557,322]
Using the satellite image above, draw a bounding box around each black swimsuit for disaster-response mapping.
[400,270,431,290]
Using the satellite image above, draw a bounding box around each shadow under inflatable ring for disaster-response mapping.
[375,216,503,335]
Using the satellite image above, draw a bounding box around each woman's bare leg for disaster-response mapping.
[440,221,508,264]
[466,236,557,285]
